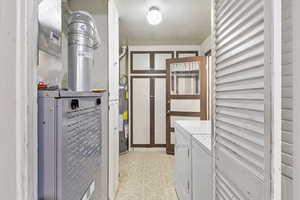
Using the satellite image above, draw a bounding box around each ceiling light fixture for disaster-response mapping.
[147,6,162,25]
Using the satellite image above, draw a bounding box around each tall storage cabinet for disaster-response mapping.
[108,0,120,199]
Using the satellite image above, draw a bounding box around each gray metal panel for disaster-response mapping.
[213,0,270,199]
[38,0,62,57]
[59,97,102,200]
[38,90,60,98]
[38,94,103,200]
[282,0,293,199]
[38,90,103,98]
[95,93,109,200]
[38,97,58,199]
[59,90,103,98]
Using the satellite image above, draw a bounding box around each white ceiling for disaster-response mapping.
[68,0,108,15]
[115,0,211,45]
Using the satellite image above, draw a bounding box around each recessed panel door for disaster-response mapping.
[131,78,150,146]
[155,78,166,145]
[130,76,167,148]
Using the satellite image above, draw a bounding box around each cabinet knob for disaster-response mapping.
[96,98,101,105]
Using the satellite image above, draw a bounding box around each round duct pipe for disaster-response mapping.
[68,11,101,91]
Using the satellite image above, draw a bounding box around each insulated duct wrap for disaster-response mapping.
[68,11,101,91]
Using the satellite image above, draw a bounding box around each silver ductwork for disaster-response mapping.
[68,11,101,91]
[38,0,62,57]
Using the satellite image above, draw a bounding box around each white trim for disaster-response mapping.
[211,0,216,200]
[128,45,201,53]
[270,0,282,199]
[15,0,38,199]
[264,0,282,199]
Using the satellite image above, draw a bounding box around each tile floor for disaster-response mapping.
[114,152,178,200]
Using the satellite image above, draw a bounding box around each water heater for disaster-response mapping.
[68,11,101,91]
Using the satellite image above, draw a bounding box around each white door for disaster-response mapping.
[212,0,280,199]
[108,101,119,199]
[132,78,150,145]
[281,0,293,199]
[108,0,120,199]
[109,0,119,101]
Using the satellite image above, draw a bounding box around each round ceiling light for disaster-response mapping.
[147,6,162,25]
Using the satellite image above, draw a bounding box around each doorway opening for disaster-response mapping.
[110,0,212,199]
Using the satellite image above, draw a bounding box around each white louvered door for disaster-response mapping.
[282,0,293,199]
[212,0,280,199]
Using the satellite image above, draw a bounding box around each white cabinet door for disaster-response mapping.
[108,1,120,198]
[281,0,293,199]
[132,78,150,145]
[108,0,119,101]
[155,78,166,144]
[108,101,119,199]
[191,139,212,200]
[175,128,191,200]
[212,0,280,199]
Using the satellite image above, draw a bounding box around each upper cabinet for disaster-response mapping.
[130,51,174,74]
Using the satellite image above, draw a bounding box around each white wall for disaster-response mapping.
[200,35,212,55]
[90,15,109,90]
[129,45,201,53]
[38,50,66,87]
[0,0,38,199]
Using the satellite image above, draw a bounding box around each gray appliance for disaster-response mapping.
[38,90,103,200]
[68,11,101,92]
[119,86,128,153]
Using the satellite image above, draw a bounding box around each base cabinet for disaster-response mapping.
[175,125,192,200]
[175,120,212,200]
[191,135,212,200]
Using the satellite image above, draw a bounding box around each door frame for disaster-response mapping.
[176,51,199,58]
[166,56,208,154]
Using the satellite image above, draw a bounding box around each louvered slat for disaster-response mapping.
[213,0,268,199]
[281,1,293,192]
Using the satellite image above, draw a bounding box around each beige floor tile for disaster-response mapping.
[114,152,178,200]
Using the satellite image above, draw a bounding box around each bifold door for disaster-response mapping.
[282,0,293,199]
[213,0,280,199]
[130,76,167,147]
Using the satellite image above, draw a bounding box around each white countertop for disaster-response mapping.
[174,120,211,135]
[192,135,211,153]
[175,120,212,154]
